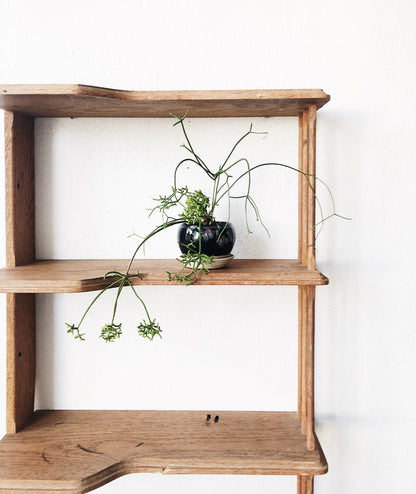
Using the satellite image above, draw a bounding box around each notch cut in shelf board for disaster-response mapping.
[0,410,328,493]
[0,259,329,293]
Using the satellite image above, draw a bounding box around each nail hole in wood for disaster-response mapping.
[206,414,211,422]
[214,415,219,423]
[18,352,22,357]
[17,183,20,190]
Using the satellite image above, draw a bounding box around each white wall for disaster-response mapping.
[1,1,416,493]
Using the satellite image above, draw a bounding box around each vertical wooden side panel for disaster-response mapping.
[305,286,316,450]
[298,288,303,421]
[298,112,309,430]
[5,111,35,266]
[298,113,304,262]
[300,110,309,266]
[6,294,36,433]
[298,475,314,494]
[298,107,318,450]
[305,475,314,494]
[299,105,317,268]
[4,110,36,433]
[300,286,307,433]
[298,475,305,494]
[298,114,304,421]
[306,105,317,271]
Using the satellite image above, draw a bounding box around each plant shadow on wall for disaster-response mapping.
[66,112,349,342]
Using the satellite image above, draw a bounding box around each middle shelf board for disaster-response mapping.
[0,259,329,293]
[0,410,328,493]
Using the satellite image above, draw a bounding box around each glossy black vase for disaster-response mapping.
[178,222,236,256]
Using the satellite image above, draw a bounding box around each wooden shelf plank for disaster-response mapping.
[0,410,328,493]
[0,85,330,117]
[0,259,329,293]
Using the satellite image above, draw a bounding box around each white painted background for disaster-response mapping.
[0,1,415,493]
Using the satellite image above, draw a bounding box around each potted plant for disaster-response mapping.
[66,112,346,342]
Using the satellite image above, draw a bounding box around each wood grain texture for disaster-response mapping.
[306,475,314,494]
[306,106,317,270]
[298,475,314,494]
[298,112,305,262]
[0,259,329,293]
[4,110,36,433]
[298,286,305,422]
[299,286,316,450]
[298,106,317,269]
[0,410,328,493]
[6,294,36,433]
[299,475,306,494]
[298,113,305,423]
[297,109,317,450]
[300,286,307,432]
[4,111,35,266]
[299,109,309,266]
[298,475,303,493]
[0,85,330,117]
[305,286,316,451]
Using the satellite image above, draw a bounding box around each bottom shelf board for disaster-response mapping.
[0,410,327,493]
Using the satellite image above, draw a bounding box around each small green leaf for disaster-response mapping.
[137,319,162,341]
[65,323,85,341]
[100,323,122,342]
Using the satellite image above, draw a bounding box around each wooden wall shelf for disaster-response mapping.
[0,259,329,293]
[0,411,327,493]
[0,85,329,118]
[0,85,330,494]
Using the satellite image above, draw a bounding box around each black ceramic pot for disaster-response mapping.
[178,222,236,256]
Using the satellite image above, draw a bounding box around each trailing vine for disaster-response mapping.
[66,113,348,342]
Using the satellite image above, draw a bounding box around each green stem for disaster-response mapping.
[125,279,151,322]
[171,112,215,179]
[215,157,252,200]
[219,124,267,171]
[110,280,125,325]
[217,162,313,203]
[210,175,218,217]
[173,158,207,189]
[220,124,253,170]
[125,218,183,274]
[74,277,123,329]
